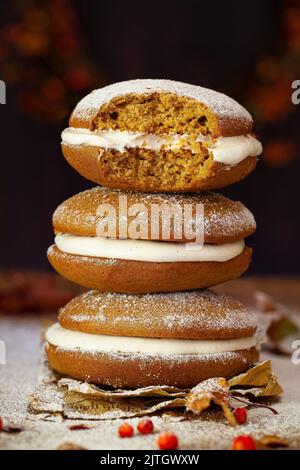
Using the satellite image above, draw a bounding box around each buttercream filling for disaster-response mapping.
[55,233,245,263]
[46,323,257,355]
[61,127,262,165]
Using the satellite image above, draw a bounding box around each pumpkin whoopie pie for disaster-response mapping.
[61,79,262,192]
[47,187,256,294]
[45,289,259,388]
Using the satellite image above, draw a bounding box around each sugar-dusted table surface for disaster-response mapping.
[0,277,300,450]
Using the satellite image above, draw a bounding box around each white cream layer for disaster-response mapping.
[46,323,256,355]
[61,127,262,165]
[55,233,245,263]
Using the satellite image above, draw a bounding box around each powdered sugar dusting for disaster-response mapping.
[71,79,253,129]
[59,289,257,339]
[2,313,300,449]
[53,186,256,241]
[189,377,229,395]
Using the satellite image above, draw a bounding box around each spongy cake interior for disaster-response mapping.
[91,92,217,190]
[93,92,218,135]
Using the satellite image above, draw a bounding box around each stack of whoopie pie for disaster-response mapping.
[46,79,262,388]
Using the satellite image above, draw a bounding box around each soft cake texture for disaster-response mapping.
[62,79,261,192]
[70,79,253,135]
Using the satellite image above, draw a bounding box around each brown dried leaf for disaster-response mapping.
[257,435,289,449]
[56,442,88,450]
[69,424,91,431]
[2,425,24,434]
[267,316,299,344]
[254,291,277,312]
[186,378,237,426]
[228,360,283,397]
[254,291,299,356]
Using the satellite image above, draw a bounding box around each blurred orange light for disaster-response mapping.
[263,139,296,167]
[43,77,65,101]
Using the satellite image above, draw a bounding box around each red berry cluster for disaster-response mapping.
[118,419,178,450]
[117,411,256,451]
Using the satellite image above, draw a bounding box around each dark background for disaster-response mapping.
[0,0,299,274]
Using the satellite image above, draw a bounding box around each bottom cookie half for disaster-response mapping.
[46,343,259,389]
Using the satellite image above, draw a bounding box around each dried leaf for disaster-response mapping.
[69,424,92,431]
[228,360,283,396]
[0,270,80,313]
[2,425,23,434]
[254,291,277,312]
[257,435,289,449]
[267,316,299,344]
[254,291,299,356]
[186,362,283,425]
[56,442,87,450]
[59,378,187,398]
[186,378,237,426]
[30,359,283,422]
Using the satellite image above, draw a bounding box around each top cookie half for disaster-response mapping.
[61,79,262,192]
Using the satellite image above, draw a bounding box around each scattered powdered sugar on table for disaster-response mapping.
[1,311,300,449]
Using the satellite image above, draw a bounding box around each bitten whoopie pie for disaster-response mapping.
[61,79,262,192]
[47,187,256,294]
[45,289,259,388]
